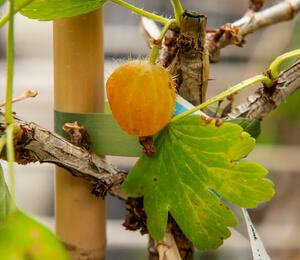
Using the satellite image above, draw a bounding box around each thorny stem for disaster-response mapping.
[109,0,169,25]
[6,123,19,208]
[171,75,271,122]
[5,0,15,124]
[149,19,177,64]
[269,49,300,79]
[0,0,34,28]
[170,0,184,27]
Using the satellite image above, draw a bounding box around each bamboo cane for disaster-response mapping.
[53,9,106,259]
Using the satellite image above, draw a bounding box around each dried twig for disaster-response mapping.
[140,1,300,64]
[206,0,300,62]
[0,90,38,107]
[63,121,91,151]
[157,229,182,260]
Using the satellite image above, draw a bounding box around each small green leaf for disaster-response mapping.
[0,164,14,225]
[16,0,107,21]
[0,210,69,259]
[122,116,274,251]
[228,118,261,139]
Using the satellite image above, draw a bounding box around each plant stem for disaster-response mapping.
[269,49,300,79]
[171,75,271,122]
[170,0,183,27]
[0,0,34,28]
[0,136,6,154]
[5,0,15,124]
[149,19,177,64]
[6,123,18,206]
[110,0,169,25]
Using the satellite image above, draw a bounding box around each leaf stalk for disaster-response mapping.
[269,49,300,79]
[0,0,34,28]
[149,19,177,64]
[109,0,169,25]
[170,0,183,27]
[171,75,271,122]
[5,0,15,124]
[6,123,19,208]
[0,136,6,154]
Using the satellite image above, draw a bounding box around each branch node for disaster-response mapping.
[63,121,91,151]
[248,0,265,12]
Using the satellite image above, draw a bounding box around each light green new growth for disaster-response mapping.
[149,19,177,64]
[170,0,183,27]
[269,49,300,79]
[172,75,271,121]
[0,0,33,28]
[110,0,169,25]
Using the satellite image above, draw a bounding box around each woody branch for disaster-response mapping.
[206,0,300,62]
[0,60,299,200]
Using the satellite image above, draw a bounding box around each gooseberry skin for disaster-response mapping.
[106,60,176,136]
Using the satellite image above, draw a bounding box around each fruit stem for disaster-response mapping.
[170,0,184,27]
[171,75,271,122]
[269,49,300,79]
[149,19,177,64]
[0,0,33,28]
[110,0,169,25]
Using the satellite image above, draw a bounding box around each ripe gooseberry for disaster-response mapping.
[106,60,176,136]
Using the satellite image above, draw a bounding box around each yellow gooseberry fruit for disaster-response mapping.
[106,60,176,136]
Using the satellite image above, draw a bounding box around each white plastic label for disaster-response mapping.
[242,208,271,260]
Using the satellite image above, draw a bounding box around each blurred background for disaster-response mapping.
[0,0,300,259]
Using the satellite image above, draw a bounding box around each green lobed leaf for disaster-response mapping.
[0,164,14,225]
[0,210,69,259]
[16,0,107,21]
[122,116,274,251]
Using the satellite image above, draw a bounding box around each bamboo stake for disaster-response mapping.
[53,9,106,259]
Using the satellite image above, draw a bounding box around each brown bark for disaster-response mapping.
[168,11,209,105]
[225,60,300,121]
[248,0,265,12]
[206,0,300,62]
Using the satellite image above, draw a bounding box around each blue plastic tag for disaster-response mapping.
[173,95,206,116]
